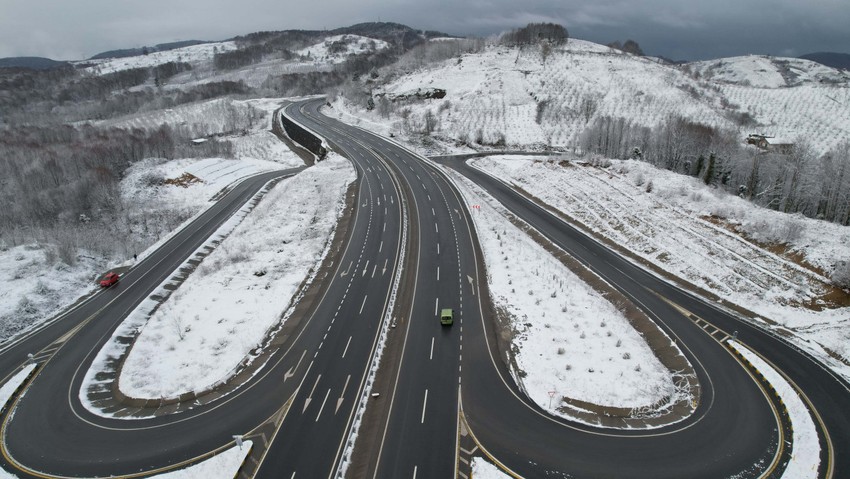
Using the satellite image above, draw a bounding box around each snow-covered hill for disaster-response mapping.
[340,39,850,156]
[297,34,389,65]
[688,55,850,88]
[78,41,238,75]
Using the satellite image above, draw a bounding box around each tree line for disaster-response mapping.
[579,114,850,226]
[0,123,232,262]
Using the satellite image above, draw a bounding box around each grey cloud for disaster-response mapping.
[0,0,848,61]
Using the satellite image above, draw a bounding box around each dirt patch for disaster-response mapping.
[700,214,850,309]
[163,172,202,188]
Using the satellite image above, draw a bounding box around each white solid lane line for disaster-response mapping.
[316,388,331,421]
[342,336,352,358]
[360,295,368,314]
[421,389,428,424]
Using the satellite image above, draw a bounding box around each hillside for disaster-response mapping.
[335,38,850,156]
[0,56,69,70]
[89,40,212,60]
[688,55,849,87]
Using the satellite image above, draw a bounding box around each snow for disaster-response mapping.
[688,55,850,88]
[729,341,820,479]
[123,156,287,211]
[296,35,388,65]
[470,155,850,381]
[470,457,511,479]
[444,164,679,413]
[116,155,353,399]
[79,41,238,75]
[147,442,252,479]
[0,365,36,478]
[0,95,304,347]
[0,245,103,345]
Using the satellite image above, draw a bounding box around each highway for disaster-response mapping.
[294,100,848,478]
[0,96,846,479]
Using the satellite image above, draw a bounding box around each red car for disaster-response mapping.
[99,272,120,287]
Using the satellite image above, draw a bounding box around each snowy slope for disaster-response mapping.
[689,55,850,88]
[79,41,238,74]
[297,34,389,65]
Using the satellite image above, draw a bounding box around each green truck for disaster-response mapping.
[440,308,454,326]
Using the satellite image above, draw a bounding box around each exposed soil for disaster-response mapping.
[701,214,850,309]
[163,172,202,188]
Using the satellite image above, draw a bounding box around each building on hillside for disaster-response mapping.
[745,134,795,154]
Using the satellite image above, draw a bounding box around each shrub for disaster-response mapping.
[832,261,850,289]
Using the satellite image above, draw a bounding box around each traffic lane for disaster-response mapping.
[255,266,397,479]
[367,148,466,478]
[254,105,407,478]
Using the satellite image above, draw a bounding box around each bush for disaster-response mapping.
[831,261,850,289]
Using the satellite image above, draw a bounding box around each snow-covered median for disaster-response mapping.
[729,341,820,479]
[116,155,353,399]
[471,458,511,479]
[445,167,679,416]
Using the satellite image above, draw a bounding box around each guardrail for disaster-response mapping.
[278,107,327,161]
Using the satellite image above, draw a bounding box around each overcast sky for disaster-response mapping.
[1,0,848,61]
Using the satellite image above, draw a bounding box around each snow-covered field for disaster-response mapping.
[445,165,679,414]
[98,97,305,170]
[117,155,352,399]
[688,55,850,88]
[471,155,850,379]
[0,153,290,348]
